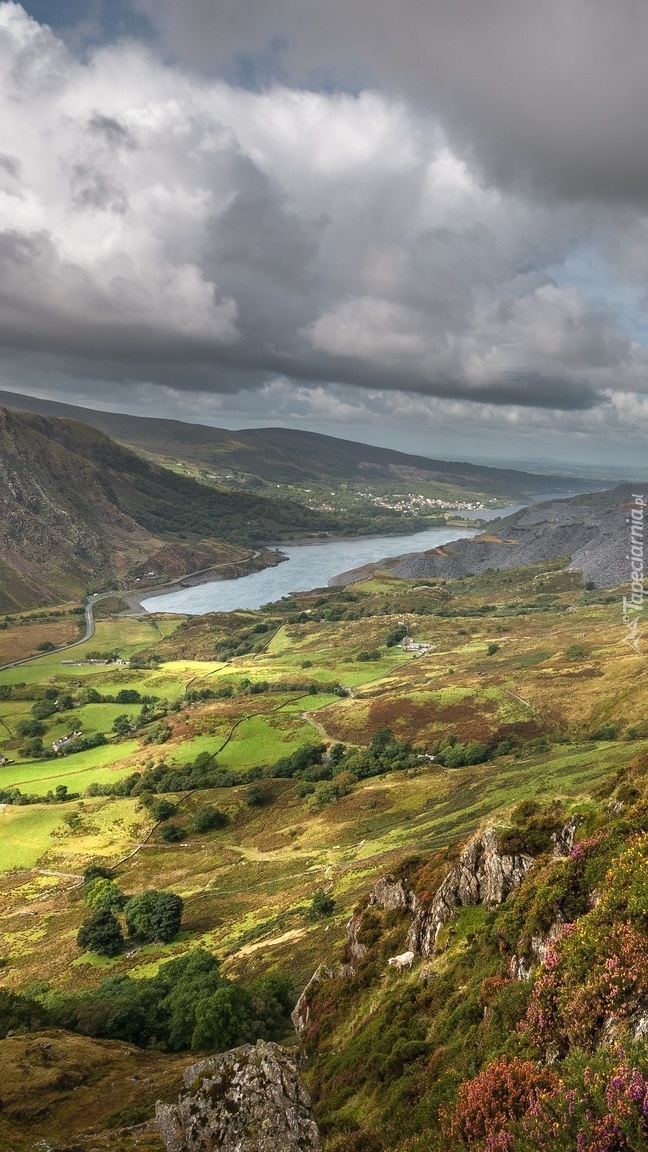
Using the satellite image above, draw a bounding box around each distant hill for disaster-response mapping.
[0,388,595,499]
[0,408,347,611]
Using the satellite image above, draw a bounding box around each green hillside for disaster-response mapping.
[1,558,647,1149]
[0,388,596,502]
[0,407,373,611]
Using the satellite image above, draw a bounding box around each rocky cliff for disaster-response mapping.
[407,828,536,956]
[156,1039,322,1152]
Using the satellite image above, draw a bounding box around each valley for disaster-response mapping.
[1,399,647,1152]
[0,543,645,1150]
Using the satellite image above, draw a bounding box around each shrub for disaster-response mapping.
[159,821,185,843]
[41,948,292,1052]
[567,643,586,660]
[191,806,229,833]
[15,719,45,738]
[0,989,47,1038]
[385,625,408,647]
[84,878,125,913]
[589,723,618,741]
[246,783,268,807]
[83,863,114,884]
[151,798,177,822]
[310,890,336,918]
[20,737,44,758]
[31,699,57,720]
[77,909,124,957]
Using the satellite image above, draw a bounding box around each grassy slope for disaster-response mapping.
[0,562,644,1149]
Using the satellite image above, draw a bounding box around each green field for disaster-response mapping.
[0,741,139,795]
[0,562,644,1010]
[0,805,67,869]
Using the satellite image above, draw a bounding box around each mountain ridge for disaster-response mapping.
[0,388,597,498]
[0,407,347,610]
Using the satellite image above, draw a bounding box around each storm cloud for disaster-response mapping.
[140,0,648,204]
[1,0,648,430]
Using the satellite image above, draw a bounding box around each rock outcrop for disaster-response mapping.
[384,486,638,589]
[368,875,415,912]
[344,873,418,966]
[551,815,580,857]
[156,1040,322,1152]
[406,828,535,957]
[291,965,334,1037]
[509,918,564,981]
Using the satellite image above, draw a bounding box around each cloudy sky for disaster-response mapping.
[1,1,648,469]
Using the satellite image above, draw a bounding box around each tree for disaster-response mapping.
[246,783,268,807]
[21,737,44,758]
[159,821,184,842]
[83,863,114,885]
[191,984,253,1051]
[151,798,176,821]
[16,719,45,738]
[310,890,335,918]
[80,687,102,704]
[487,643,499,656]
[31,699,57,720]
[124,891,183,943]
[191,806,229,833]
[77,909,124,957]
[116,689,142,704]
[0,989,47,1038]
[112,714,133,737]
[386,624,408,647]
[85,878,125,913]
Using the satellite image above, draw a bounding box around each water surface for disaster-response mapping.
[142,505,524,615]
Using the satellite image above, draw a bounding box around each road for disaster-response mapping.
[0,592,109,672]
[0,551,263,673]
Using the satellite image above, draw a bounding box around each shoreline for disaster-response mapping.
[123,549,288,613]
[134,519,486,613]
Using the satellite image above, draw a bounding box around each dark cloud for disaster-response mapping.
[87,113,137,150]
[70,163,128,212]
[140,0,648,205]
[1,2,648,423]
[0,152,20,177]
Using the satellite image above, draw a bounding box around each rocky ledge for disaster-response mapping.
[156,1039,322,1152]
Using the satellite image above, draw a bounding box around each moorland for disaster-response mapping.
[1,537,647,1151]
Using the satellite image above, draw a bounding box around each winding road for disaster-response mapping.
[0,551,263,673]
[0,592,106,672]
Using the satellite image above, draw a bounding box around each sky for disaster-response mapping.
[1,2,648,470]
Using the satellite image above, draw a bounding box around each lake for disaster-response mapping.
[141,504,525,616]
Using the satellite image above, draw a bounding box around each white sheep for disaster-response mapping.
[387,950,415,972]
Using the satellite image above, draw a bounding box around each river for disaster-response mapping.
[141,504,526,616]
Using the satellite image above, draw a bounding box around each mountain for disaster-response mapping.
[0,388,596,499]
[0,407,346,611]
[332,484,638,588]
